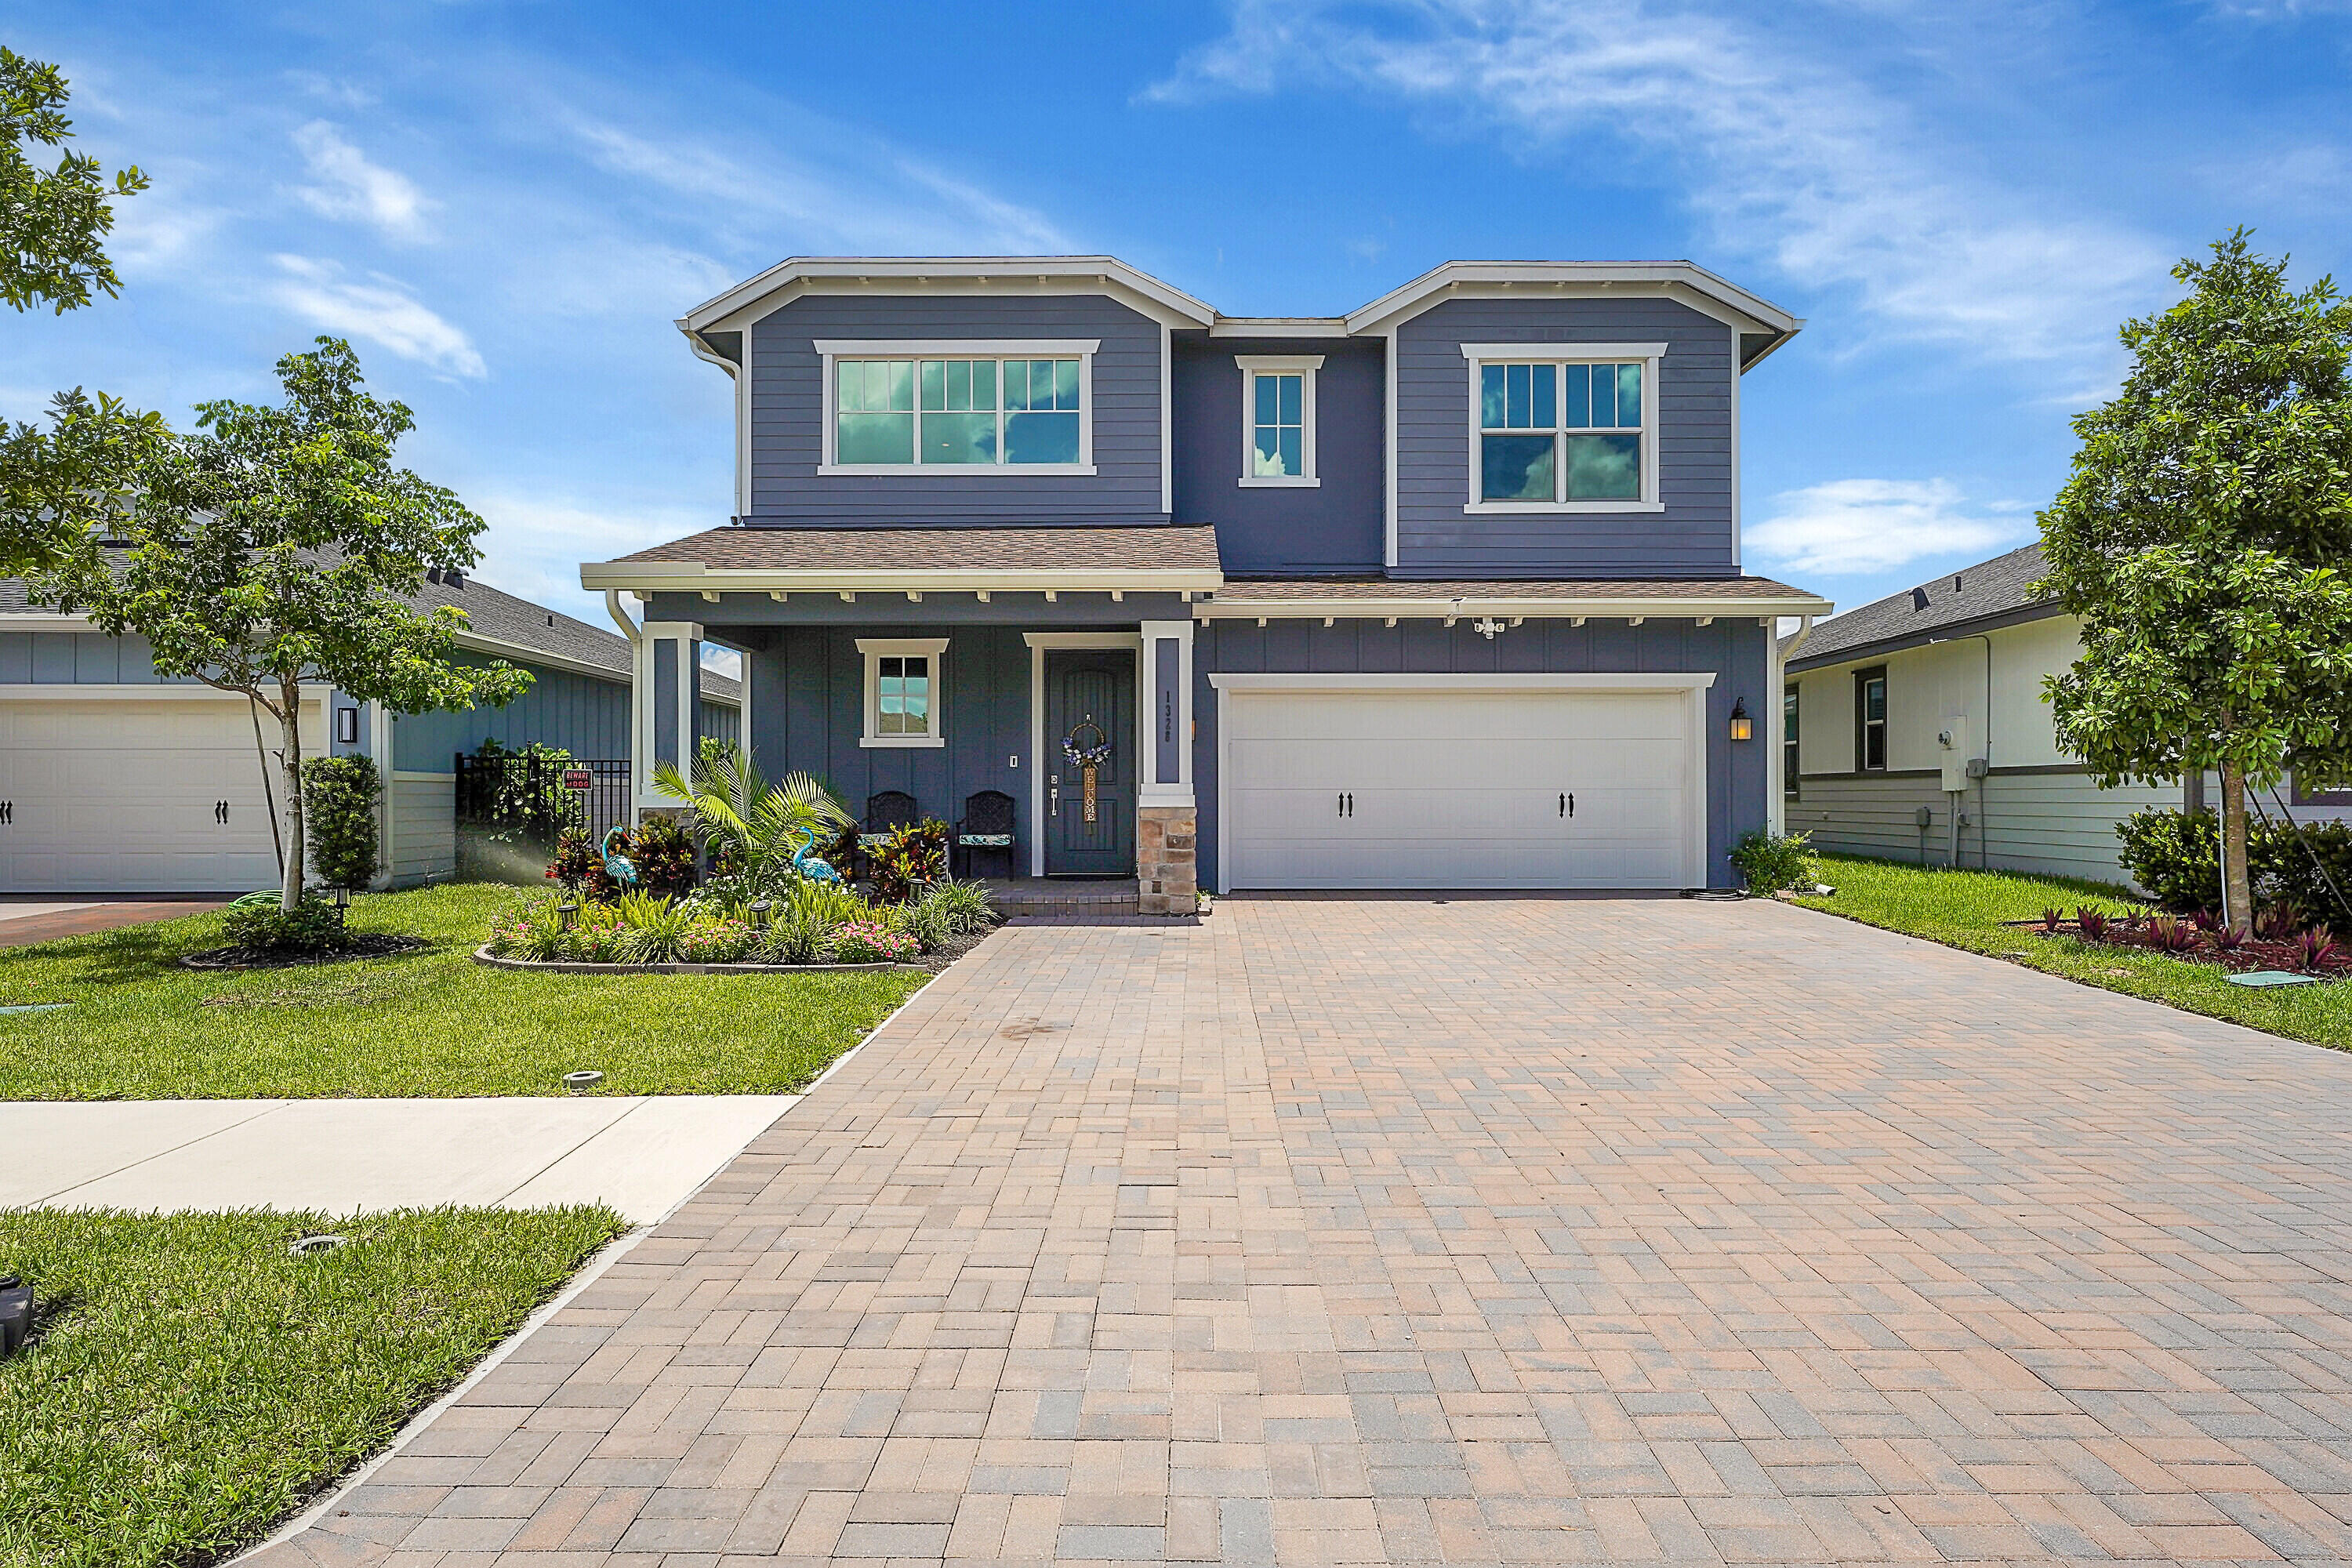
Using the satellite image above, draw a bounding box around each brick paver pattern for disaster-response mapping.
[263,895,2352,1566]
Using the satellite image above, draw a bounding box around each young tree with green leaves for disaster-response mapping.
[34,338,533,911]
[2,45,147,313]
[2040,230,2352,925]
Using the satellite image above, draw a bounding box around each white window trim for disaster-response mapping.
[856,636,948,749]
[1460,342,1666,514]
[1233,354,1323,488]
[816,340,1098,477]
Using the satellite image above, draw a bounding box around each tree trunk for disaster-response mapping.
[2220,758,2254,929]
[278,677,307,912]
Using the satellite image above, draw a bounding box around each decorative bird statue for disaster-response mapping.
[599,827,640,887]
[788,824,843,885]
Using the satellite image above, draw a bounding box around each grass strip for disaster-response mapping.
[0,1205,625,1568]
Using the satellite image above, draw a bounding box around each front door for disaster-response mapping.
[1044,648,1135,877]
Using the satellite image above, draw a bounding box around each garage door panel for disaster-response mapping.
[1222,687,1698,890]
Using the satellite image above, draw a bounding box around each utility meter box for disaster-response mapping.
[1937,717,1975,792]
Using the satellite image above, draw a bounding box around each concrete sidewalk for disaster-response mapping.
[0,1094,798,1222]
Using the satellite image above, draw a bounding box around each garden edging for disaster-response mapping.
[472,946,921,976]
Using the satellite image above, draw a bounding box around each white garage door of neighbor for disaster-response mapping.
[0,698,321,893]
[1221,687,1701,889]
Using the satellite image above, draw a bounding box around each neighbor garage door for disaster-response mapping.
[1219,683,1704,889]
[0,696,321,893]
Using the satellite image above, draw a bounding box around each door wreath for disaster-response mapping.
[1062,720,1112,824]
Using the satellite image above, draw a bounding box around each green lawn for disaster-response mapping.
[0,1205,624,1568]
[1795,852,2352,1051]
[0,883,927,1099]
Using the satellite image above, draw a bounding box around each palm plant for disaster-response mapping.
[652,742,851,895]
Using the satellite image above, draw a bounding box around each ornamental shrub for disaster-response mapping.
[2116,808,2352,918]
[301,754,381,890]
[869,819,948,903]
[628,816,700,898]
[222,895,350,954]
[1728,829,1812,895]
[832,920,917,964]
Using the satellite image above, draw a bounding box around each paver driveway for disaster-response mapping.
[259,895,2352,1567]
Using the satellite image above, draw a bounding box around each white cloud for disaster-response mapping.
[1153,0,2169,371]
[271,255,485,377]
[1747,478,2025,576]
[463,492,717,621]
[292,120,434,240]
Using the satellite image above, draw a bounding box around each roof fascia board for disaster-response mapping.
[1207,318,1351,339]
[681,256,1218,335]
[1785,600,2063,673]
[0,612,95,633]
[1197,593,1832,620]
[581,562,1225,594]
[1343,261,1802,343]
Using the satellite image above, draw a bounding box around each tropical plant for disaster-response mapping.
[2298,925,2343,971]
[2040,906,2066,935]
[2145,913,2200,953]
[302,754,381,890]
[2041,231,2352,925]
[920,876,999,938]
[677,920,757,964]
[32,339,532,910]
[1729,829,1812,895]
[2075,906,2109,942]
[832,920,918,964]
[546,827,620,902]
[612,892,693,964]
[652,742,851,896]
[222,896,350,955]
[869,819,949,903]
[627,817,700,899]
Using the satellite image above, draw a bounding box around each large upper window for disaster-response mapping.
[1462,343,1663,511]
[1235,354,1321,487]
[817,340,1095,475]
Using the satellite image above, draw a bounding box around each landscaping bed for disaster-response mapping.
[2016,905,2347,979]
[1791,853,2352,1051]
[0,884,927,1099]
[0,1204,623,1568]
[180,932,431,971]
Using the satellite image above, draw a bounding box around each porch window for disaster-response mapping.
[857,637,949,749]
[1784,684,1799,797]
[1235,354,1322,486]
[1462,343,1663,512]
[820,342,1094,474]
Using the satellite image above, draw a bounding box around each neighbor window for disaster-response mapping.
[1235,354,1322,486]
[1463,344,1661,510]
[1784,684,1799,797]
[1856,667,1887,772]
[819,341,1094,473]
[857,637,949,748]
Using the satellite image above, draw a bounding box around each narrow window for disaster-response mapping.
[1784,684,1800,797]
[1856,668,1888,772]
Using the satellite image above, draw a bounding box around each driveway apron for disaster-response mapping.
[258,894,2352,1566]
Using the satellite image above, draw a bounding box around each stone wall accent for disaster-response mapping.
[1137,806,1196,916]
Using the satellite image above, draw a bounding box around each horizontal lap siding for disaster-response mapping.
[747,293,1166,522]
[1196,617,1769,889]
[1393,297,1737,576]
[1790,771,2175,889]
[389,773,456,887]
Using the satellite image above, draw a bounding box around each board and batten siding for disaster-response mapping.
[1392,296,1739,578]
[0,630,204,684]
[744,292,1167,523]
[1194,615,1770,890]
[390,659,630,771]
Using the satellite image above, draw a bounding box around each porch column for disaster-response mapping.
[1137,619,1196,915]
[637,619,702,809]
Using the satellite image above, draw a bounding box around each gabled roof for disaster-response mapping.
[678,256,1221,336]
[1343,260,1802,363]
[1784,542,2056,671]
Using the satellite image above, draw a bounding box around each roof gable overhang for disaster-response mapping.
[677,256,1220,339]
[1784,599,2065,674]
[1341,260,1803,366]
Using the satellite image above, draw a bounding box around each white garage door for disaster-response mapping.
[0,697,321,893]
[1221,685,1703,889]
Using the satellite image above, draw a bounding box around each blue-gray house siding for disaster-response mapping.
[0,630,202,684]
[746,292,1167,524]
[1392,296,1739,578]
[391,657,631,771]
[1192,616,1772,890]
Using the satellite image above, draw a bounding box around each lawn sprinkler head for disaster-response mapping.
[0,1275,30,1356]
[288,1235,348,1258]
[564,1069,604,1094]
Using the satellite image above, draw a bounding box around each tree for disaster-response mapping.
[2,45,147,314]
[2040,230,2352,925]
[0,387,170,574]
[34,338,533,910]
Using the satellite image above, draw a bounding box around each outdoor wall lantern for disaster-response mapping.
[1729,699,1753,742]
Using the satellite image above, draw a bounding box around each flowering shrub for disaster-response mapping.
[831,920,917,964]
[677,920,757,964]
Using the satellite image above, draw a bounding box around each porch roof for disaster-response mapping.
[1201,575,1833,621]
[583,524,1225,596]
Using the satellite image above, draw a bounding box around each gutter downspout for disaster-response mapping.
[1772,615,1814,837]
[1929,630,1994,869]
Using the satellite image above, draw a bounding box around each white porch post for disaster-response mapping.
[637,620,702,809]
[1137,618,1196,914]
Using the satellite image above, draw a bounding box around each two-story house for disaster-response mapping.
[580,256,1832,910]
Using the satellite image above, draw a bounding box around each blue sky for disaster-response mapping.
[8,0,2351,633]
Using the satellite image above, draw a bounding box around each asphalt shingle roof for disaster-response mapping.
[1784,541,2055,669]
[1213,575,1820,602]
[616,523,1224,572]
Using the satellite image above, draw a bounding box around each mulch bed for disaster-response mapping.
[180,935,433,972]
[2016,916,2347,980]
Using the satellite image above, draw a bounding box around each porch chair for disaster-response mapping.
[857,790,921,858]
[954,789,1017,880]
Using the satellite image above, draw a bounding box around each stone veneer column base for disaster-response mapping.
[1136,806,1197,916]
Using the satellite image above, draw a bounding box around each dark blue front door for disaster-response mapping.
[1044,648,1134,877]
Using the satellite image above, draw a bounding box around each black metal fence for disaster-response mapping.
[454,753,632,857]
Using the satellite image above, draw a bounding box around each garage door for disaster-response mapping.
[1221,686,1701,889]
[0,697,321,893]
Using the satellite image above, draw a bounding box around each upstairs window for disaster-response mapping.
[1462,344,1663,511]
[1235,354,1322,487]
[818,340,1095,474]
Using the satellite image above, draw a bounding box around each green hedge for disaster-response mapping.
[301,755,380,890]
[2116,806,2352,918]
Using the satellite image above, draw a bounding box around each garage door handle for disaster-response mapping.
[1561,793,1573,818]
[215,800,230,825]
[0,801,9,825]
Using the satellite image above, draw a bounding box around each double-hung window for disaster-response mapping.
[1855,667,1887,772]
[857,638,948,749]
[818,340,1095,474]
[1234,354,1321,486]
[1784,684,1800,797]
[1461,343,1663,511]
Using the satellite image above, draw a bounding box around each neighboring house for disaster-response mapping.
[584,255,1832,909]
[0,568,739,893]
